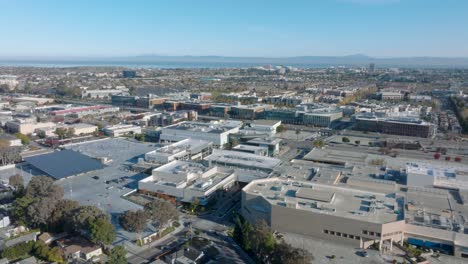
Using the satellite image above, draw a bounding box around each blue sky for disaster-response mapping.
[0,0,467,57]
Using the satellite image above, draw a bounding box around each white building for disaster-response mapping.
[160,120,242,148]
[242,120,281,136]
[139,160,236,205]
[103,124,142,137]
[145,138,212,164]
[204,149,282,172]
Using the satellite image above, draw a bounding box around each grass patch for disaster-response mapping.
[159,226,175,238]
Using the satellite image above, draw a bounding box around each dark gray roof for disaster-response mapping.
[25,150,104,180]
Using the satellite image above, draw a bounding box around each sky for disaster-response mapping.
[0,0,467,58]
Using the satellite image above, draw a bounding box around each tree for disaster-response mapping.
[11,195,36,225]
[27,196,60,227]
[55,127,67,139]
[108,245,127,264]
[251,220,276,262]
[355,140,361,145]
[89,216,116,245]
[0,140,21,166]
[144,199,179,230]
[26,176,64,200]
[9,174,24,190]
[272,241,314,264]
[342,137,350,143]
[434,153,441,160]
[276,125,285,133]
[66,127,75,138]
[455,156,462,162]
[445,156,451,161]
[48,199,80,232]
[119,210,148,241]
[14,133,29,145]
[313,139,324,148]
[295,129,301,141]
[68,205,106,233]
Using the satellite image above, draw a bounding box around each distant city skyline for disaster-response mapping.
[1,0,467,58]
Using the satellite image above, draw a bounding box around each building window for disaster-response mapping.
[324,230,329,234]
[362,230,368,235]
[330,231,335,235]
[336,232,341,236]
[369,232,375,236]
[355,236,360,240]
[349,235,354,239]
[343,234,348,238]
[376,232,381,237]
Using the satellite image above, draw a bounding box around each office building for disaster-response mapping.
[160,120,242,147]
[139,160,236,205]
[103,124,142,137]
[354,114,436,138]
[145,138,213,164]
[242,178,405,251]
[204,149,281,172]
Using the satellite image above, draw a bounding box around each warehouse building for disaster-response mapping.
[24,150,104,180]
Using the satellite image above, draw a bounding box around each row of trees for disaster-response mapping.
[119,198,179,242]
[11,176,116,245]
[232,216,313,264]
[2,241,63,263]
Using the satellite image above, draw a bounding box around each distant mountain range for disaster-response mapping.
[2,54,468,68]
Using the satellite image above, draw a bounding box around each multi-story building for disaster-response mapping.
[230,104,273,120]
[242,178,405,251]
[262,107,342,127]
[139,160,236,205]
[204,149,281,172]
[144,138,213,164]
[354,114,436,138]
[103,124,142,137]
[160,120,242,147]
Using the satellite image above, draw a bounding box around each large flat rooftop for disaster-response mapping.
[245,178,402,224]
[205,149,281,171]
[163,121,241,134]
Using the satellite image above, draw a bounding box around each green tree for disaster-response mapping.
[313,139,324,148]
[55,127,67,139]
[14,133,30,145]
[342,137,350,143]
[107,245,127,264]
[90,216,116,245]
[276,124,285,133]
[355,140,361,145]
[11,195,36,225]
[66,128,75,138]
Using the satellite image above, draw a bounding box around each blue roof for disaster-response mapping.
[25,149,104,179]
